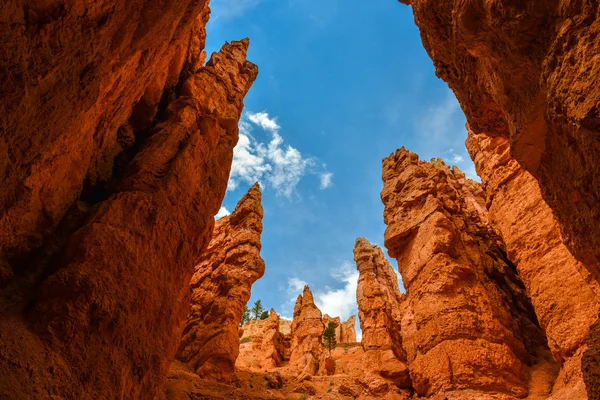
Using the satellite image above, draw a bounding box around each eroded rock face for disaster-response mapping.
[254,309,285,370]
[340,315,357,344]
[466,130,600,398]
[289,286,325,378]
[0,1,212,283]
[381,148,547,398]
[176,183,265,382]
[354,238,410,388]
[398,0,600,279]
[0,35,257,399]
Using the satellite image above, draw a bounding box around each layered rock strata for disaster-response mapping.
[398,0,600,276]
[381,148,548,398]
[289,286,325,378]
[176,183,266,381]
[467,130,600,398]
[0,33,257,399]
[354,237,411,388]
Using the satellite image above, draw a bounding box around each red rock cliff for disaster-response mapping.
[467,129,600,399]
[0,18,257,398]
[397,0,600,279]
[176,183,266,381]
[354,237,411,388]
[381,148,548,398]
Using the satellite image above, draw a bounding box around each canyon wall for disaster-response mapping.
[176,183,266,382]
[467,130,600,398]
[398,2,600,395]
[289,285,325,378]
[398,0,600,275]
[0,22,257,398]
[381,148,548,398]
[354,237,411,388]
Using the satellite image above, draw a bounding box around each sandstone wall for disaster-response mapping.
[381,148,548,398]
[398,0,600,275]
[467,130,600,398]
[176,183,266,382]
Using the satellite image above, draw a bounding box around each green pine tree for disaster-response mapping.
[322,321,337,355]
[240,305,250,326]
[260,310,269,320]
[251,299,263,320]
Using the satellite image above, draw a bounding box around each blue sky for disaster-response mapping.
[206,0,474,338]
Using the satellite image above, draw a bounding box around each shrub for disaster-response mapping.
[240,337,252,344]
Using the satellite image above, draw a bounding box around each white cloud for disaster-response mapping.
[247,111,280,132]
[314,262,359,321]
[444,148,465,165]
[228,111,331,198]
[288,277,308,293]
[319,172,333,189]
[215,206,230,219]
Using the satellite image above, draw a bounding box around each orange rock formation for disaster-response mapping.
[254,309,286,370]
[467,130,600,398]
[176,183,265,381]
[398,0,600,275]
[354,237,411,388]
[0,25,257,398]
[381,148,548,398]
[322,314,357,344]
[289,286,325,378]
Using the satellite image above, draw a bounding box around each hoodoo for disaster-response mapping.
[176,183,266,381]
[381,148,549,398]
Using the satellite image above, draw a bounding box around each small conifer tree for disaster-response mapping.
[240,305,251,326]
[322,321,337,355]
[251,299,263,320]
[260,310,269,320]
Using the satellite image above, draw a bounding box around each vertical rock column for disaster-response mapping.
[289,286,325,378]
[381,148,546,398]
[466,130,600,398]
[176,183,266,382]
[354,237,411,388]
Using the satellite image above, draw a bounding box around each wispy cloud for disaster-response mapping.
[215,206,230,219]
[319,172,333,189]
[209,0,260,21]
[444,148,464,165]
[228,111,331,198]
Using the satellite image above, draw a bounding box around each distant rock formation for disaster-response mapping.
[289,286,325,378]
[255,309,285,369]
[322,314,356,344]
[176,183,265,381]
[340,315,357,344]
[381,148,548,398]
[354,238,411,388]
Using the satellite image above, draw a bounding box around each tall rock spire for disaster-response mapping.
[176,182,265,381]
